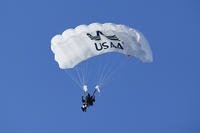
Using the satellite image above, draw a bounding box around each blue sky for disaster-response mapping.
[1,0,200,133]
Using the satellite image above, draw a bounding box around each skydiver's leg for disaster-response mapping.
[81,106,85,112]
[83,107,87,112]
[81,106,87,112]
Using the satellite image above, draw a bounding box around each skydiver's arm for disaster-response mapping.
[92,95,95,102]
[92,89,97,96]
[82,96,85,103]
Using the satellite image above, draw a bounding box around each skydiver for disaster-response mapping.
[81,85,100,112]
[81,93,96,112]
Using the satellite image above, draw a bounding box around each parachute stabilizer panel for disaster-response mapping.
[51,23,153,69]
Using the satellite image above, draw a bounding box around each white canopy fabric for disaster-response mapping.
[51,23,153,69]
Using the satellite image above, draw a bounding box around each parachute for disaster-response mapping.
[51,23,153,91]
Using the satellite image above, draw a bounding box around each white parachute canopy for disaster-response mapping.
[51,23,153,69]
